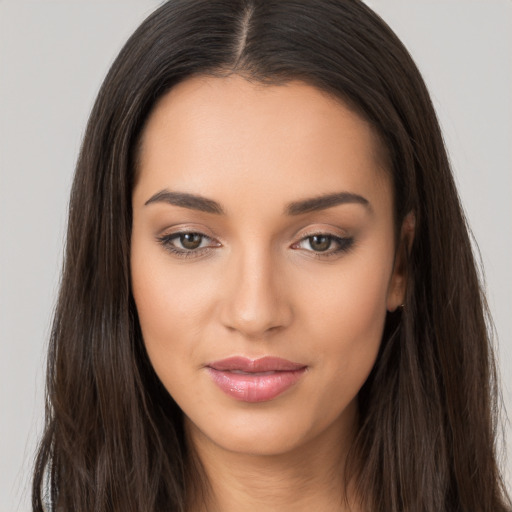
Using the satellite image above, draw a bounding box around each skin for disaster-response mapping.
[131,75,411,511]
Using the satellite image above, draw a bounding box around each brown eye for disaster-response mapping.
[308,235,332,252]
[179,233,204,250]
[292,233,354,256]
[157,231,219,256]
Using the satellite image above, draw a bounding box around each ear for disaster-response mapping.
[386,211,415,312]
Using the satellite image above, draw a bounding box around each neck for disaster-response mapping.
[185,403,361,512]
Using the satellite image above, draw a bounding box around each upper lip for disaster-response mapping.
[207,356,306,372]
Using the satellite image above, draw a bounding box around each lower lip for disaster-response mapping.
[206,367,306,403]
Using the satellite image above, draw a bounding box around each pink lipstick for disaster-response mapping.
[205,356,307,402]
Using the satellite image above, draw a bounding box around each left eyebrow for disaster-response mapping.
[285,192,372,215]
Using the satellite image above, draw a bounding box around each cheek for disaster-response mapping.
[300,254,391,342]
[131,243,228,407]
[131,243,200,372]
[296,254,391,394]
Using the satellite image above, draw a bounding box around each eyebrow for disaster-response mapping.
[144,190,224,214]
[285,192,371,215]
[144,189,371,216]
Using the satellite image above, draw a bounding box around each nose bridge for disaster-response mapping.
[221,241,291,338]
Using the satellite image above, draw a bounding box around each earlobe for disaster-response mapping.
[386,211,415,312]
[386,275,406,313]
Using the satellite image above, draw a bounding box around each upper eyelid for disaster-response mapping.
[297,232,346,241]
[157,224,220,240]
[158,231,218,246]
[293,226,350,242]
[158,229,347,241]
[292,233,350,248]
[156,226,352,247]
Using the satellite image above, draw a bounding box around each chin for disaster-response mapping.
[184,396,358,458]
[187,414,310,456]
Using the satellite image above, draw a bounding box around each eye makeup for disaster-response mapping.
[156,231,221,258]
[291,232,354,258]
[156,228,355,260]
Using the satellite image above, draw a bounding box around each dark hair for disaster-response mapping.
[32,1,511,510]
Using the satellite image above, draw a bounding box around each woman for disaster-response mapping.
[32,0,511,511]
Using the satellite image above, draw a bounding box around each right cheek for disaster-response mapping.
[132,246,223,342]
[133,275,201,354]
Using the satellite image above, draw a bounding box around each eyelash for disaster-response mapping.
[291,232,354,258]
[156,232,219,259]
[156,231,354,259]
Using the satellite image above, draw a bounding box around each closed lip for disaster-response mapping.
[205,356,308,402]
[206,356,306,373]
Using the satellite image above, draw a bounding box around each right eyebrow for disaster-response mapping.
[144,189,225,215]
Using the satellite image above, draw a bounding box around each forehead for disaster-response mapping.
[135,74,391,213]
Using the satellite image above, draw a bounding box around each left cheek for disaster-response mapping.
[303,266,389,373]
[309,263,389,333]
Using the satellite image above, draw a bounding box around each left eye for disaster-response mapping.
[294,234,352,253]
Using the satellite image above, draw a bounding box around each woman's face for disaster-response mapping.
[131,75,406,456]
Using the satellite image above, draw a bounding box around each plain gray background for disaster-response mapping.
[1,1,510,510]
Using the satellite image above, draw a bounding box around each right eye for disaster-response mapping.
[157,231,220,257]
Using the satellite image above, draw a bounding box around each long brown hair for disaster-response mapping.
[32,1,511,510]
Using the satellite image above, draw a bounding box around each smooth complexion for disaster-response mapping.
[131,75,410,512]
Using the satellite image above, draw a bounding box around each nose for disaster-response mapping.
[220,247,293,339]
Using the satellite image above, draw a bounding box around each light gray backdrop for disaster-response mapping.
[1,1,510,510]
